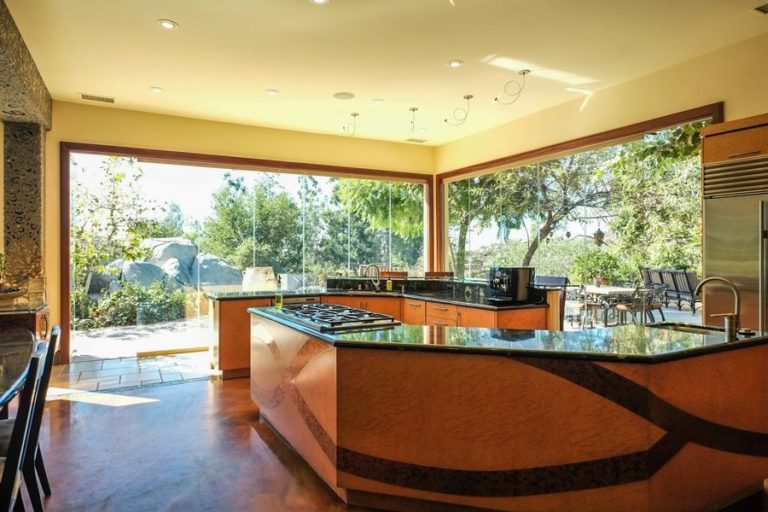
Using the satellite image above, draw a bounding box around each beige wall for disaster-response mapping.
[44,102,434,328]
[435,32,768,172]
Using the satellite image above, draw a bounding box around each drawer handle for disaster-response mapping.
[433,321,447,325]
[728,150,762,159]
[433,306,449,311]
[408,303,423,308]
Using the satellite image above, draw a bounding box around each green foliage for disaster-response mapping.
[449,119,707,280]
[147,203,186,238]
[70,157,155,294]
[197,173,303,272]
[90,282,185,327]
[571,249,622,284]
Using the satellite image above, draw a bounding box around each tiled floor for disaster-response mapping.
[49,351,220,394]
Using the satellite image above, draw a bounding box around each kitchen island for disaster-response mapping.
[249,307,768,512]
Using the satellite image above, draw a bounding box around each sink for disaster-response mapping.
[647,322,724,335]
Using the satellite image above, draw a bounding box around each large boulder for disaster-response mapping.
[122,261,168,288]
[162,258,193,285]
[88,259,124,294]
[145,238,198,270]
[191,253,243,286]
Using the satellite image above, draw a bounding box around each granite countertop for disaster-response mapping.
[209,289,548,310]
[249,307,768,363]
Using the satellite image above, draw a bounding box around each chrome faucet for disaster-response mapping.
[364,264,381,291]
[693,276,741,342]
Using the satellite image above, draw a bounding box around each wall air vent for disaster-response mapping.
[703,155,768,198]
[80,93,115,104]
[756,3,768,14]
[405,138,427,144]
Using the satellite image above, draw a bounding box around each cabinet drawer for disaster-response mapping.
[703,125,768,164]
[426,316,457,327]
[322,295,361,308]
[403,299,426,325]
[425,302,457,320]
[363,297,402,320]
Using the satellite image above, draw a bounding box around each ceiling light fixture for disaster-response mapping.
[447,59,464,69]
[494,69,530,105]
[342,112,359,136]
[149,86,164,94]
[409,107,419,133]
[444,94,473,126]
[333,92,355,100]
[266,89,279,96]
[372,98,385,105]
[157,19,179,31]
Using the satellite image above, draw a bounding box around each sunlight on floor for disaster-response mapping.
[47,387,159,407]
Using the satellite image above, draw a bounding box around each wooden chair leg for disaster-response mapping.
[22,462,44,512]
[34,448,51,497]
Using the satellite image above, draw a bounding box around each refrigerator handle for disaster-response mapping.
[760,201,768,332]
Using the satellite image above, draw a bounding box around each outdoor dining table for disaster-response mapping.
[0,329,37,408]
[582,284,638,326]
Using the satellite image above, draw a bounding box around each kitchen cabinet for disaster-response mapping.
[456,306,495,328]
[211,297,271,378]
[402,299,426,325]
[322,295,402,320]
[701,114,768,164]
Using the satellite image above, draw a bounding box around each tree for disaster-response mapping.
[147,202,186,238]
[608,121,705,272]
[197,173,303,272]
[70,157,156,316]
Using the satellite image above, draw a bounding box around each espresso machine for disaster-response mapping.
[488,267,535,303]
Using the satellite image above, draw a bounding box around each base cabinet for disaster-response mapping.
[322,295,402,320]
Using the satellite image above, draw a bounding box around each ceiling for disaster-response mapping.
[6,0,768,146]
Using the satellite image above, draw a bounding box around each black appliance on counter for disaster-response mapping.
[488,267,535,303]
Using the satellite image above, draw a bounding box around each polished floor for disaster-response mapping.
[29,377,766,512]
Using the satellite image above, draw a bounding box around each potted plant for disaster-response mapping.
[571,249,621,286]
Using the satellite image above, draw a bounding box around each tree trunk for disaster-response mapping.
[454,220,469,278]
[522,215,556,266]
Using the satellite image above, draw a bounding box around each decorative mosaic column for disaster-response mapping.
[3,121,43,283]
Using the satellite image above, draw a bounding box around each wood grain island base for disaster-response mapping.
[249,310,768,512]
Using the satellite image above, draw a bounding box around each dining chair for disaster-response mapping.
[0,326,60,512]
[0,354,41,511]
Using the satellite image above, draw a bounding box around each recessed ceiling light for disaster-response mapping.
[333,92,355,100]
[372,98,385,105]
[447,59,464,68]
[266,89,279,96]
[310,0,330,5]
[149,86,164,94]
[157,19,179,31]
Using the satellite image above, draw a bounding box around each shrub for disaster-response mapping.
[91,282,185,327]
[570,249,622,284]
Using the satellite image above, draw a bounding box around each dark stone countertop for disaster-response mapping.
[208,289,548,310]
[249,307,768,363]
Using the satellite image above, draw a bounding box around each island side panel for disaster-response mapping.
[213,298,271,378]
[335,347,655,512]
[599,344,768,511]
[249,316,342,497]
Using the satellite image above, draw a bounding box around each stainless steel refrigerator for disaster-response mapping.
[703,156,768,331]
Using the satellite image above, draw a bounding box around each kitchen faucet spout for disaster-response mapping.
[365,264,381,291]
[693,276,740,342]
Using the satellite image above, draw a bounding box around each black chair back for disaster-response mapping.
[0,354,41,511]
[24,326,60,469]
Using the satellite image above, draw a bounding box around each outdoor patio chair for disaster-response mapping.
[615,287,659,324]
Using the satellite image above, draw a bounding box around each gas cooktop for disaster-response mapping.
[274,303,401,333]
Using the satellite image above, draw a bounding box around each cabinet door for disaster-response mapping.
[322,295,362,308]
[402,299,426,325]
[496,308,547,330]
[362,297,402,320]
[456,306,496,328]
[703,124,768,164]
